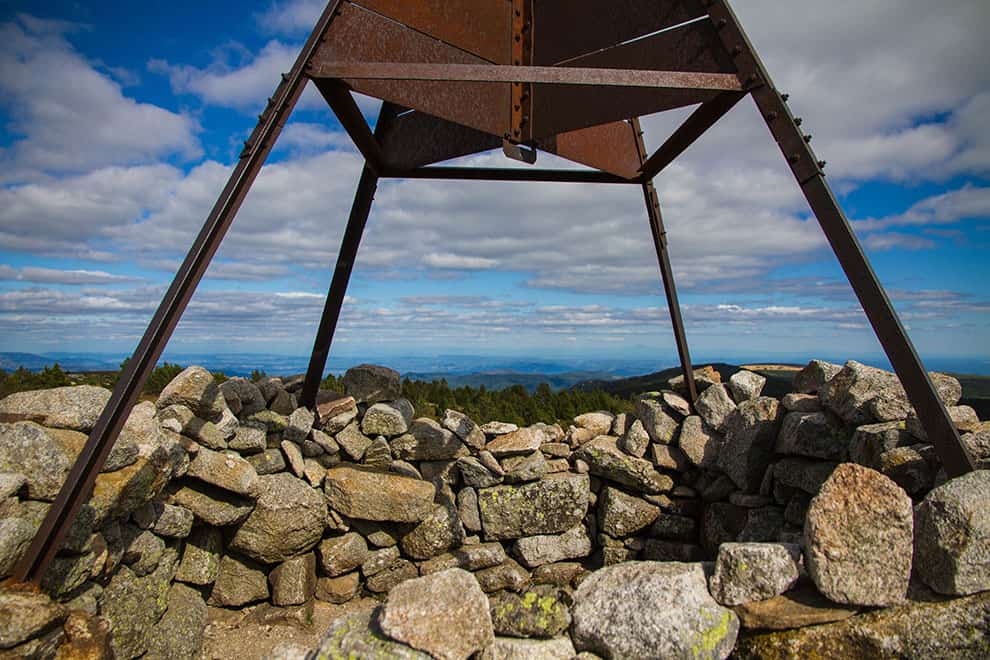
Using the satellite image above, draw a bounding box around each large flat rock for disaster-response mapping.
[325,465,436,523]
[478,473,589,540]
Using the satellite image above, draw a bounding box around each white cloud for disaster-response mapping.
[0,16,200,180]
[255,0,324,36]
[0,265,140,285]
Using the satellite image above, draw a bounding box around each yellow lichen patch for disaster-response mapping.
[692,609,733,659]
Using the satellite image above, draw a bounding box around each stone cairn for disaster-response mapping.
[0,360,988,659]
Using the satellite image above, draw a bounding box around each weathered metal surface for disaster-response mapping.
[309,62,744,90]
[533,0,708,65]
[632,118,698,403]
[509,0,533,142]
[352,0,511,64]
[315,79,386,173]
[639,90,745,179]
[706,0,974,476]
[537,121,642,179]
[378,111,500,170]
[311,2,510,138]
[531,21,736,138]
[13,0,348,585]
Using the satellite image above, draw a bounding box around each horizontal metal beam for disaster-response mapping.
[639,91,746,179]
[310,62,744,91]
[381,166,634,183]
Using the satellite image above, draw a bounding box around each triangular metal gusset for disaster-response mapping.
[11,0,977,584]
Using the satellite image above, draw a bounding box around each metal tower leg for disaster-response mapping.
[632,119,699,403]
[707,0,975,476]
[300,166,380,408]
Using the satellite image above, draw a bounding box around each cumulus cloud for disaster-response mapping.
[0,265,140,285]
[0,15,200,180]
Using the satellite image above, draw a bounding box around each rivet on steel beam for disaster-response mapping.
[515,35,521,42]
[788,154,800,163]
[818,160,827,169]
[794,117,803,126]
[804,134,813,143]
[781,93,790,101]
[766,112,778,121]
[281,73,290,82]
[716,18,727,29]
[514,105,521,111]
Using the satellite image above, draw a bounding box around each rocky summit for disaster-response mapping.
[0,359,988,659]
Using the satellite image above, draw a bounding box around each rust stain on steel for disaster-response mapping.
[537,121,643,179]
[533,0,708,65]
[351,0,511,64]
[509,0,533,142]
[310,62,744,90]
[531,20,735,138]
[311,2,509,137]
[378,110,501,169]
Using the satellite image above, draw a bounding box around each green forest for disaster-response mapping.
[0,364,633,426]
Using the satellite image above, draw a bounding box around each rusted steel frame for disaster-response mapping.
[313,78,385,174]
[631,119,698,404]
[638,90,745,180]
[310,62,745,91]
[10,1,346,585]
[706,0,975,476]
[299,105,401,408]
[380,166,633,184]
[509,0,533,143]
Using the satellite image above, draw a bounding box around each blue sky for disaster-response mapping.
[0,0,988,372]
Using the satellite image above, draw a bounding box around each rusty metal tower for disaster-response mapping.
[12,0,976,583]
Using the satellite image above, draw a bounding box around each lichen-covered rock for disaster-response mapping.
[318,532,369,577]
[478,473,589,540]
[773,458,837,495]
[315,572,361,604]
[486,427,544,458]
[913,470,990,596]
[0,518,34,578]
[618,419,650,458]
[156,366,225,422]
[312,608,431,659]
[208,554,269,607]
[270,552,317,606]
[848,420,914,469]
[478,637,576,660]
[0,422,81,500]
[175,526,221,585]
[133,501,193,538]
[367,558,418,593]
[805,463,913,606]
[488,585,571,638]
[185,446,258,496]
[776,411,849,460]
[361,402,410,438]
[573,436,673,494]
[158,404,227,450]
[380,568,494,660]
[571,561,739,660]
[733,590,990,659]
[0,384,110,431]
[696,383,736,432]
[717,397,781,492]
[457,486,482,532]
[573,412,614,436]
[793,360,842,394]
[393,419,467,461]
[476,558,531,594]
[781,392,822,412]
[220,377,266,417]
[144,582,208,660]
[342,364,401,404]
[501,451,547,483]
[419,543,507,575]
[0,589,66,651]
[325,465,435,522]
[442,409,486,450]
[335,421,373,461]
[668,366,721,394]
[228,473,327,564]
[101,547,178,659]
[458,456,503,488]
[708,543,802,606]
[729,370,767,402]
[597,486,660,537]
[247,448,286,475]
[879,445,933,494]
[400,498,465,560]
[635,397,679,444]
[677,415,721,468]
[167,481,253,526]
[513,525,592,568]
